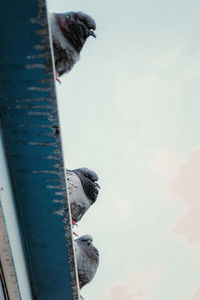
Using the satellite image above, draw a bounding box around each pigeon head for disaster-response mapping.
[76,234,93,245]
[55,11,96,53]
[72,168,100,203]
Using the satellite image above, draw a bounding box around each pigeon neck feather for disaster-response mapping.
[50,13,80,55]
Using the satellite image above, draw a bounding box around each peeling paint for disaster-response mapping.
[25,64,46,69]
[46,185,63,189]
[27,87,52,92]
[28,142,56,146]
[32,170,58,174]
[7,105,55,110]
[26,54,47,59]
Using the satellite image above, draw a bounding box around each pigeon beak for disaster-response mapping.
[89,29,96,38]
[94,182,100,189]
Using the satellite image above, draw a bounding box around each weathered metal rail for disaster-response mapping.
[0,0,79,299]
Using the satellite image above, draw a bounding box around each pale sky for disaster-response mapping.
[47,1,200,299]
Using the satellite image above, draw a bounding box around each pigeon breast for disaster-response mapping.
[66,168,100,222]
[74,235,99,289]
[66,170,91,222]
[50,13,80,76]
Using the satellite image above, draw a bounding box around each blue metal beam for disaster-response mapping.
[0,0,78,299]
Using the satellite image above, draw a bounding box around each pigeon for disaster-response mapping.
[74,234,99,289]
[50,11,96,79]
[66,168,100,224]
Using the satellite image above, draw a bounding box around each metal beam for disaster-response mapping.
[0,0,79,299]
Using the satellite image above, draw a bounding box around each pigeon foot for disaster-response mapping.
[56,72,61,84]
[73,231,79,237]
[72,220,78,227]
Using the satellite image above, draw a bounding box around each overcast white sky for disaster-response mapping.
[47,1,200,299]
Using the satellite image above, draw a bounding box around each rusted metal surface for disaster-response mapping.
[0,0,79,299]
